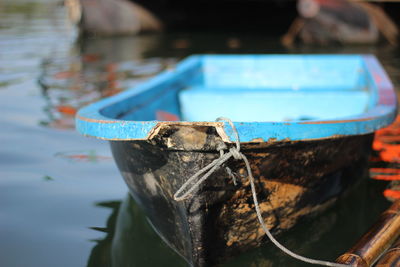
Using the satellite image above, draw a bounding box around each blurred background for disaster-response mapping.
[0,0,399,266]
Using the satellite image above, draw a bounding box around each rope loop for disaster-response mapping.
[229,147,242,160]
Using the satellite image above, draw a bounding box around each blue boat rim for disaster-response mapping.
[76,55,397,143]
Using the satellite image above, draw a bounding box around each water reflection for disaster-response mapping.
[38,35,177,129]
[88,195,186,267]
[87,201,120,267]
[55,150,112,163]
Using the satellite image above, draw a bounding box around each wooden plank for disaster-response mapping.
[336,200,400,266]
[375,236,400,266]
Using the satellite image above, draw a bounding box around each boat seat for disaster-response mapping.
[178,86,370,122]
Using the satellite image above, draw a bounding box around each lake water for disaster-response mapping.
[1,1,400,266]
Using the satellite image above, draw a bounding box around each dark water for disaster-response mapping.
[1,1,400,267]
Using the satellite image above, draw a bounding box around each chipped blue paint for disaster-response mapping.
[76,55,397,143]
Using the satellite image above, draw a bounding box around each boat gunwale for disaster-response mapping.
[75,54,397,143]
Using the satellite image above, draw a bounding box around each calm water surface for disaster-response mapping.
[1,1,400,266]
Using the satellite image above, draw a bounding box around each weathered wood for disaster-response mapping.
[375,236,400,266]
[111,132,374,267]
[336,200,400,266]
[336,254,368,267]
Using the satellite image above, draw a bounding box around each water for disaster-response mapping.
[1,1,399,266]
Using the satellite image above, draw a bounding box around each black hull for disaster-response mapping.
[110,133,374,266]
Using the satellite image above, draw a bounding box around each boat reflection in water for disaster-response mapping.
[87,179,389,267]
[87,196,187,267]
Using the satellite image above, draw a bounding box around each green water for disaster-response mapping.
[1,1,400,266]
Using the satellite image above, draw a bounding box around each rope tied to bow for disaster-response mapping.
[173,117,348,267]
[173,118,242,201]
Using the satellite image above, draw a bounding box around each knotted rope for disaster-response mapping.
[174,117,348,267]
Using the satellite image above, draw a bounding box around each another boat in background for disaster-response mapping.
[65,0,399,45]
[283,0,399,45]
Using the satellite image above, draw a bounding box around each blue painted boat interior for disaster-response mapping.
[77,55,397,142]
[180,56,370,122]
[180,88,369,122]
[104,55,372,122]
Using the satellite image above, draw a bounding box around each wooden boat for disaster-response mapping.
[76,55,397,266]
[283,0,399,45]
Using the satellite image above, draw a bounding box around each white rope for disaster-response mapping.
[173,117,348,266]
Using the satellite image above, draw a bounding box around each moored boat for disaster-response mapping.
[76,55,397,266]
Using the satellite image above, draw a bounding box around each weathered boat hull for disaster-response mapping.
[110,131,374,266]
[76,54,397,266]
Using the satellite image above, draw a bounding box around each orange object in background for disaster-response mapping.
[369,168,400,181]
[82,54,101,63]
[56,105,77,116]
[383,189,400,201]
[55,150,112,163]
[53,71,76,80]
[370,115,400,200]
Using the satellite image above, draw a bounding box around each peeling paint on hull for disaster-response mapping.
[110,133,374,267]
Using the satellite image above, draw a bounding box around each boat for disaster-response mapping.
[283,0,399,45]
[76,55,397,267]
